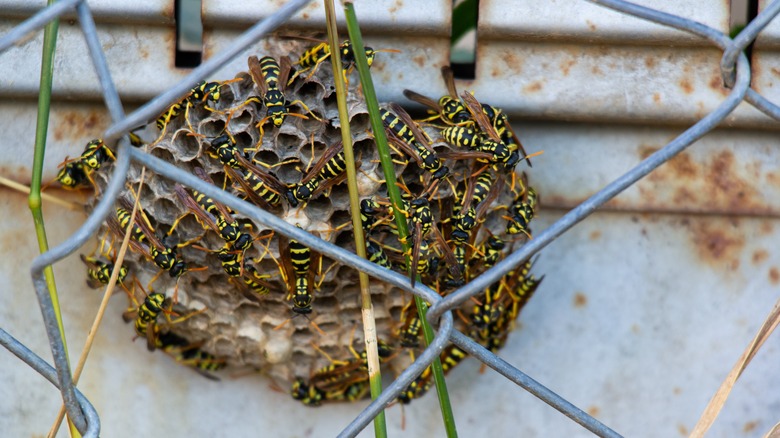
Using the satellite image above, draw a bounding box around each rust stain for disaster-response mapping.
[707,150,760,213]
[587,405,600,416]
[677,424,689,436]
[709,75,729,96]
[589,230,601,240]
[687,219,745,269]
[585,20,597,31]
[523,81,543,93]
[631,324,640,334]
[559,59,576,77]
[672,187,697,205]
[636,185,657,204]
[770,267,779,285]
[161,1,174,20]
[53,110,108,143]
[573,292,587,308]
[644,56,656,69]
[388,0,403,14]
[591,65,603,76]
[412,54,425,68]
[302,12,310,19]
[761,221,774,235]
[679,78,693,94]
[743,421,758,433]
[503,51,522,72]
[652,92,661,104]
[772,67,780,77]
[638,145,661,181]
[669,152,697,178]
[491,66,501,78]
[673,387,682,395]
[752,249,769,265]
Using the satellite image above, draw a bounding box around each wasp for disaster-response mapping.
[53,139,114,190]
[156,331,225,380]
[286,142,348,206]
[366,239,394,270]
[308,338,394,394]
[206,134,288,209]
[121,281,169,351]
[156,80,228,135]
[242,56,317,141]
[172,167,252,252]
[108,199,198,301]
[505,174,538,237]
[400,192,462,288]
[54,161,89,190]
[80,254,129,288]
[440,91,536,170]
[289,38,399,86]
[451,170,501,245]
[397,345,468,404]
[381,103,449,180]
[291,378,325,406]
[403,66,471,126]
[276,230,321,317]
[478,235,505,270]
[479,102,532,167]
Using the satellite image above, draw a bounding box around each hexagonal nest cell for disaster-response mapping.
[84,36,543,405]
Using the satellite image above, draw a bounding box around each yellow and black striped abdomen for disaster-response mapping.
[318,151,346,180]
[441,126,479,149]
[380,109,416,145]
[259,56,281,88]
[116,208,147,243]
[297,43,330,70]
[289,239,311,276]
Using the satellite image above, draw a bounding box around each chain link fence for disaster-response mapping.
[1,0,778,436]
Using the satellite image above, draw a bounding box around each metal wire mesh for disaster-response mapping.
[1,0,778,437]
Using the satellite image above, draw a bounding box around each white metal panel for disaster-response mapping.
[1,1,779,437]
[479,0,729,44]
[754,0,780,47]
[750,1,780,117]
[519,122,780,216]
[2,195,779,437]
[203,0,451,36]
[0,0,174,25]
[0,21,448,102]
[466,42,774,126]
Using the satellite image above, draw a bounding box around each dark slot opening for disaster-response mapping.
[450,0,478,80]
[175,0,203,68]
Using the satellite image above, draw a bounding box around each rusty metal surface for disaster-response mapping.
[202,0,451,35]
[3,191,779,437]
[519,121,780,217]
[479,0,729,44]
[0,0,173,25]
[0,20,447,103]
[464,42,775,127]
[755,0,780,47]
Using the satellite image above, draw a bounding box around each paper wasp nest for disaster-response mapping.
[89,38,538,398]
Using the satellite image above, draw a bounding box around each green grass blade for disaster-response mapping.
[323,0,387,436]
[451,0,478,45]
[28,2,79,437]
[343,2,459,436]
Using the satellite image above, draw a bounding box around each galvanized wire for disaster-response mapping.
[2,0,780,437]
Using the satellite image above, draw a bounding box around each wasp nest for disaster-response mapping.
[85,37,542,404]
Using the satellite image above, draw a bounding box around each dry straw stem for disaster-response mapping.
[47,167,147,438]
[763,422,780,438]
[324,0,387,435]
[0,176,82,210]
[689,297,780,438]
